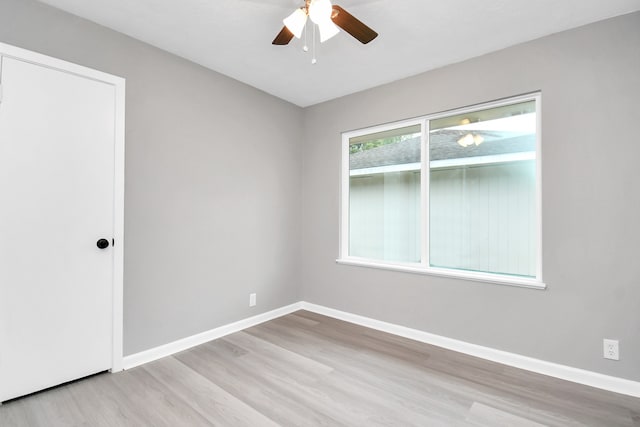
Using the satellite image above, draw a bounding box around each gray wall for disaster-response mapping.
[0,0,303,355]
[301,12,640,381]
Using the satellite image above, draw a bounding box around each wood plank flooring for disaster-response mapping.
[1,310,639,426]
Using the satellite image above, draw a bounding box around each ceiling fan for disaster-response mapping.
[272,0,378,46]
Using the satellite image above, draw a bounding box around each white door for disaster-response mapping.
[0,55,117,402]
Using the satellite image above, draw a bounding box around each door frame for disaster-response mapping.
[0,41,125,372]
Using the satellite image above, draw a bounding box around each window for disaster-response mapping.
[348,124,422,263]
[340,94,543,288]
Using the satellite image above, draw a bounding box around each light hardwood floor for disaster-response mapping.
[1,310,639,426]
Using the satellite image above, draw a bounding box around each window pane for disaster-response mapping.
[349,125,421,263]
[429,101,536,277]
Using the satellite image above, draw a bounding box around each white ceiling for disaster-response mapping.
[39,0,640,107]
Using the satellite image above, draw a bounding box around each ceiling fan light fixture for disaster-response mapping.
[317,19,340,42]
[308,0,333,24]
[272,1,377,47]
[283,7,308,39]
[308,0,339,43]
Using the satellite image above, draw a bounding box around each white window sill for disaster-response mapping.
[335,258,546,290]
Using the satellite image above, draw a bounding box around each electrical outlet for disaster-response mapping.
[249,293,256,307]
[603,339,619,360]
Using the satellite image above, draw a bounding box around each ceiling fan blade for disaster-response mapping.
[272,26,295,45]
[331,5,378,44]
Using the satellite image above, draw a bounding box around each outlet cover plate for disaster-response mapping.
[603,339,619,360]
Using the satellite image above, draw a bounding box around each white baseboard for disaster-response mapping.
[300,302,640,398]
[122,302,302,370]
[122,300,640,398]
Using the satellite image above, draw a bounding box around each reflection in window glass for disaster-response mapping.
[349,125,422,262]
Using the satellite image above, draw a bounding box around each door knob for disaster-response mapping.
[96,238,110,249]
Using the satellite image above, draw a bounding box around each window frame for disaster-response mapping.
[338,93,544,289]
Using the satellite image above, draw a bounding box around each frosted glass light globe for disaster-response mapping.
[308,0,332,24]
